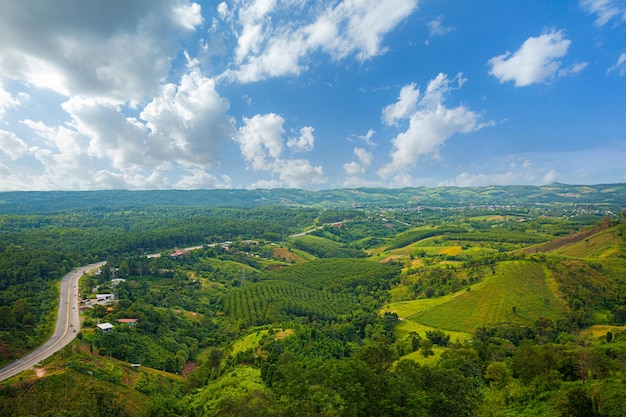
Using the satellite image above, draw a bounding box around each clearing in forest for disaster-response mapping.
[409,260,567,333]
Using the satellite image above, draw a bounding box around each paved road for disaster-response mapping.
[0,261,106,382]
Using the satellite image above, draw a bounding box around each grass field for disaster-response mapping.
[393,317,472,342]
[438,246,462,256]
[385,296,456,319]
[230,328,294,357]
[580,324,626,339]
[409,260,567,333]
[552,228,618,258]
[272,247,309,263]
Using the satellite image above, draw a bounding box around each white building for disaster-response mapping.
[97,323,114,333]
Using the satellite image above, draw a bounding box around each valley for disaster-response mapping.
[1,184,626,416]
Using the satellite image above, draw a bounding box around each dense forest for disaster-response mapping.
[1,185,626,416]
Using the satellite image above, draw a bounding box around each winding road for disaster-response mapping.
[0,262,105,382]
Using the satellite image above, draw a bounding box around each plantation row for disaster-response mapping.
[222,280,359,324]
[266,258,400,293]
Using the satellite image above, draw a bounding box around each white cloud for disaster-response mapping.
[0,85,27,118]
[452,163,559,187]
[19,119,96,189]
[354,147,373,166]
[60,67,234,173]
[488,30,576,86]
[250,179,282,189]
[608,52,626,75]
[343,147,373,177]
[237,113,285,170]
[427,16,454,38]
[378,73,492,180]
[0,130,32,159]
[175,169,232,189]
[287,126,315,152]
[173,2,204,30]
[359,129,377,146]
[222,0,418,83]
[0,0,202,104]
[581,0,626,26]
[382,83,420,126]
[275,158,326,188]
[558,61,589,77]
[140,68,234,167]
[235,113,326,188]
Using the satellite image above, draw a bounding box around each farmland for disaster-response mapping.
[1,186,626,416]
[411,261,567,332]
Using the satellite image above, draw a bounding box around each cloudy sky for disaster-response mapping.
[0,0,625,190]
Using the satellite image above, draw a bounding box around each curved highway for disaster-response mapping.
[0,262,106,382]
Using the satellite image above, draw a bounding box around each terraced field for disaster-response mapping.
[407,261,567,333]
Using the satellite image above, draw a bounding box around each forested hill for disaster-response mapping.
[1,182,626,213]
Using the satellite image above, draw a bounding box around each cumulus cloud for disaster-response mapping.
[382,83,421,126]
[0,85,28,118]
[0,0,203,104]
[488,30,585,86]
[175,169,232,189]
[343,147,374,177]
[452,163,559,187]
[0,130,32,159]
[7,63,235,190]
[608,52,626,75]
[581,0,626,26]
[235,113,326,188]
[221,0,418,83]
[287,126,315,152]
[60,66,234,173]
[378,73,492,181]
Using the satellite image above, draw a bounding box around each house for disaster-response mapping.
[118,318,138,326]
[97,323,114,334]
[96,293,115,302]
[106,307,115,314]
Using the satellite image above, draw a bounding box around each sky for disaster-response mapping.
[0,0,625,191]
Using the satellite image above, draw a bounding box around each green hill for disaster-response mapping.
[552,226,620,258]
[410,260,567,333]
[0,346,183,416]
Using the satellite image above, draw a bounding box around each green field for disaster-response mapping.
[408,260,567,333]
[552,227,619,258]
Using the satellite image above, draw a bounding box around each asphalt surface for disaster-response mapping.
[0,262,106,382]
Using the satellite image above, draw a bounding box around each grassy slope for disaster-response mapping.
[409,260,567,333]
[0,344,183,416]
[552,227,619,258]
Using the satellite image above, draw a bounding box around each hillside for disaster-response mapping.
[1,182,625,213]
[408,261,567,333]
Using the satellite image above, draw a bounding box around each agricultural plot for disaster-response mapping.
[410,261,567,333]
[222,280,359,324]
[552,228,618,258]
[288,234,365,258]
[385,296,456,319]
[266,258,400,293]
[393,315,472,342]
[272,247,308,263]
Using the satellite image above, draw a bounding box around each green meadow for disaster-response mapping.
[407,260,567,333]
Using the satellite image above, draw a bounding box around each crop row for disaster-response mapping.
[223,280,358,325]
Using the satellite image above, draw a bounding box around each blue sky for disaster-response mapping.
[0,0,624,190]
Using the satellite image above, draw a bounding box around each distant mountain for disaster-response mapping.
[1,183,625,213]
